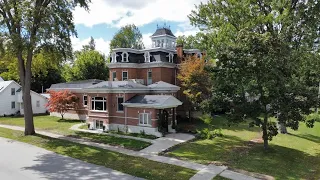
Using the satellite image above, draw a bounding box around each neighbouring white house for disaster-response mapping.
[0,79,48,116]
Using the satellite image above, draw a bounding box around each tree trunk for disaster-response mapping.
[61,114,64,120]
[277,121,287,134]
[17,51,35,135]
[262,113,269,150]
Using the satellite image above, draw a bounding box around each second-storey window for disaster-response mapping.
[83,95,88,106]
[91,97,107,111]
[112,72,117,81]
[117,97,124,111]
[122,71,128,81]
[139,113,151,126]
[147,70,152,85]
[11,88,15,95]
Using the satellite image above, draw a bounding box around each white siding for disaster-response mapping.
[0,82,21,116]
[0,81,48,116]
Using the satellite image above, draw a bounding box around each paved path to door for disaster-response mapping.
[140,133,195,154]
[0,124,261,180]
[0,137,143,180]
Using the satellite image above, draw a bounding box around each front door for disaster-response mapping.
[162,110,169,132]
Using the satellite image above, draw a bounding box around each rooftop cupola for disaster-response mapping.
[151,24,177,49]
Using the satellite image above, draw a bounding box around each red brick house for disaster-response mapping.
[49,26,204,137]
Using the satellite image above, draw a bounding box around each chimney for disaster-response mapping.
[176,45,183,64]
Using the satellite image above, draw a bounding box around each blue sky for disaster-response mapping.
[72,0,203,55]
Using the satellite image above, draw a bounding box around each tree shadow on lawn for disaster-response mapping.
[57,119,85,123]
[31,134,195,180]
[167,134,320,180]
[288,133,320,144]
[65,131,151,151]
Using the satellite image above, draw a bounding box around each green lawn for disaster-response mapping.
[0,115,80,135]
[0,127,196,180]
[168,115,320,180]
[0,116,151,150]
[69,131,151,150]
[212,176,230,180]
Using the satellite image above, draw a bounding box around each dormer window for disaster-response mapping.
[144,52,150,63]
[122,52,129,62]
[169,53,174,63]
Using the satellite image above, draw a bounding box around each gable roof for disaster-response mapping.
[0,81,13,93]
[49,79,104,90]
[123,95,182,109]
[152,28,175,37]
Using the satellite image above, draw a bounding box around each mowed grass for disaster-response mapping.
[0,115,80,135]
[167,116,320,180]
[0,127,196,180]
[70,131,151,150]
[0,116,151,150]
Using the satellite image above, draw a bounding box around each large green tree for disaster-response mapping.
[0,0,89,135]
[110,24,144,50]
[190,0,320,149]
[64,38,109,81]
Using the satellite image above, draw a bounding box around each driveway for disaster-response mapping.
[0,137,143,180]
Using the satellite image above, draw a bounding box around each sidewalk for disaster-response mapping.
[0,124,261,180]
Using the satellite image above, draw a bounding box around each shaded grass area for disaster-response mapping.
[212,176,230,180]
[68,131,151,151]
[0,127,196,180]
[0,116,151,150]
[168,116,320,179]
[80,124,158,139]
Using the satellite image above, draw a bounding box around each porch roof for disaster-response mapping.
[122,95,182,109]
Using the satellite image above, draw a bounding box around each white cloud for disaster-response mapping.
[72,37,110,55]
[142,33,153,48]
[73,0,203,27]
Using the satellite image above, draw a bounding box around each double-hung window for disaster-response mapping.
[147,70,152,85]
[112,72,117,81]
[11,101,15,109]
[122,71,128,81]
[95,120,104,130]
[11,88,15,95]
[83,95,88,106]
[117,97,124,112]
[139,113,151,126]
[91,97,107,111]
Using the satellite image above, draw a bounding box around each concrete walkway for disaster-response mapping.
[0,137,143,180]
[0,124,261,180]
[140,133,195,154]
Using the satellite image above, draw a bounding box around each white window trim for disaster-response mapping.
[144,52,150,62]
[169,53,173,63]
[95,120,104,130]
[91,97,107,112]
[112,71,117,81]
[11,88,15,95]
[121,52,129,62]
[117,97,124,112]
[122,71,128,81]
[147,69,152,85]
[83,95,88,107]
[139,113,152,127]
[11,101,15,109]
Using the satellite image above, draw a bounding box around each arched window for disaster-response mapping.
[111,52,117,63]
[169,53,173,63]
[144,52,150,63]
[122,52,129,62]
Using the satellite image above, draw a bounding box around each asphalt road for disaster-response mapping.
[0,137,143,180]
